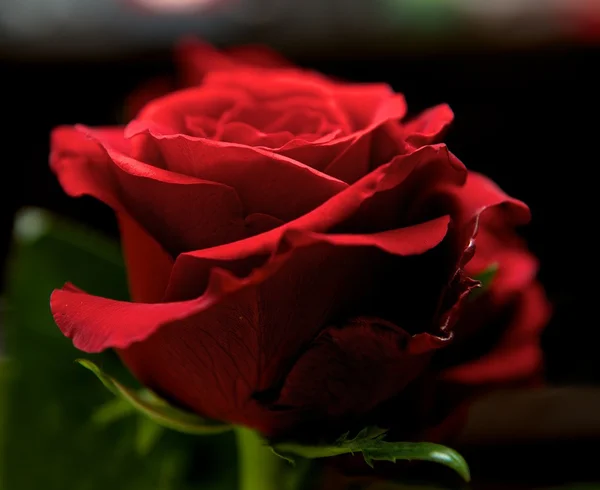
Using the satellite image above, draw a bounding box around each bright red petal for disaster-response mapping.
[405,104,454,147]
[51,125,249,255]
[165,144,465,300]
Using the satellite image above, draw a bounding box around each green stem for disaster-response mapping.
[235,426,288,490]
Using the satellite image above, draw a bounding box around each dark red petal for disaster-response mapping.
[404,104,455,147]
[117,212,174,303]
[429,170,532,341]
[52,220,450,431]
[51,125,248,255]
[165,144,465,300]
[466,226,539,301]
[274,318,435,418]
[52,219,450,354]
[125,119,348,221]
[442,282,550,385]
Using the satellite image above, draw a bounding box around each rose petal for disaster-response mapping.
[273,318,434,419]
[52,218,450,431]
[467,226,539,301]
[332,83,407,131]
[165,144,466,300]
[52,217,450,352]
[214,95,348,135]
[244,213,284,236]
[125,119,348,221]
[117,212,174,303]
[217,121,295,148]
[404,104,455,147]
[135,86,244,135]
[441,283,550,385]
[50,125,248,255]
[448,171,531,229]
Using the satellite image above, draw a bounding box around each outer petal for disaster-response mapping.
[52,219,450,433]
[165,144,466,300]
[441,282,550,385]
[52,219,450,354]
[466,222,539,302]
[404,104,455,147]
[446,171,531,229]
[51,125,250,255]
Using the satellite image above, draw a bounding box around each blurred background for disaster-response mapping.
[1,0,600,489]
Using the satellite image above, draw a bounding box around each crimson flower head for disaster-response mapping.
[50,41,549,438]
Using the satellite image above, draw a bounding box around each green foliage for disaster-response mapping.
[77,359,230,435]
[272,427,470,482]
[0,208,237,490]
[469,262,499,300]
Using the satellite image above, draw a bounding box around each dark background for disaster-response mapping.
[1,5,599,484]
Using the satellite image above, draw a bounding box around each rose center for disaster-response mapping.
[182,95,347,148]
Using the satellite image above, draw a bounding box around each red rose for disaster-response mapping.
[437,186,551,390]
[373,174,552,445]
[126,39,292,118]
[50,43,531,437]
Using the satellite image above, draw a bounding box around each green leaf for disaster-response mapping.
[1,208,237,490]
[272,426,470,482]
[135,417,165,456]
[77,359,231,435]
[92,396,136,426]
[469,262,499,300]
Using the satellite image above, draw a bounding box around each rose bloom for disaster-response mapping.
[50,41,549,438]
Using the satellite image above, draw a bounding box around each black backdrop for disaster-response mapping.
[1,43,599,485]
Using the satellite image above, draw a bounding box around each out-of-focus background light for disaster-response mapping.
[132,0,220,12]
[1,0,599,58]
